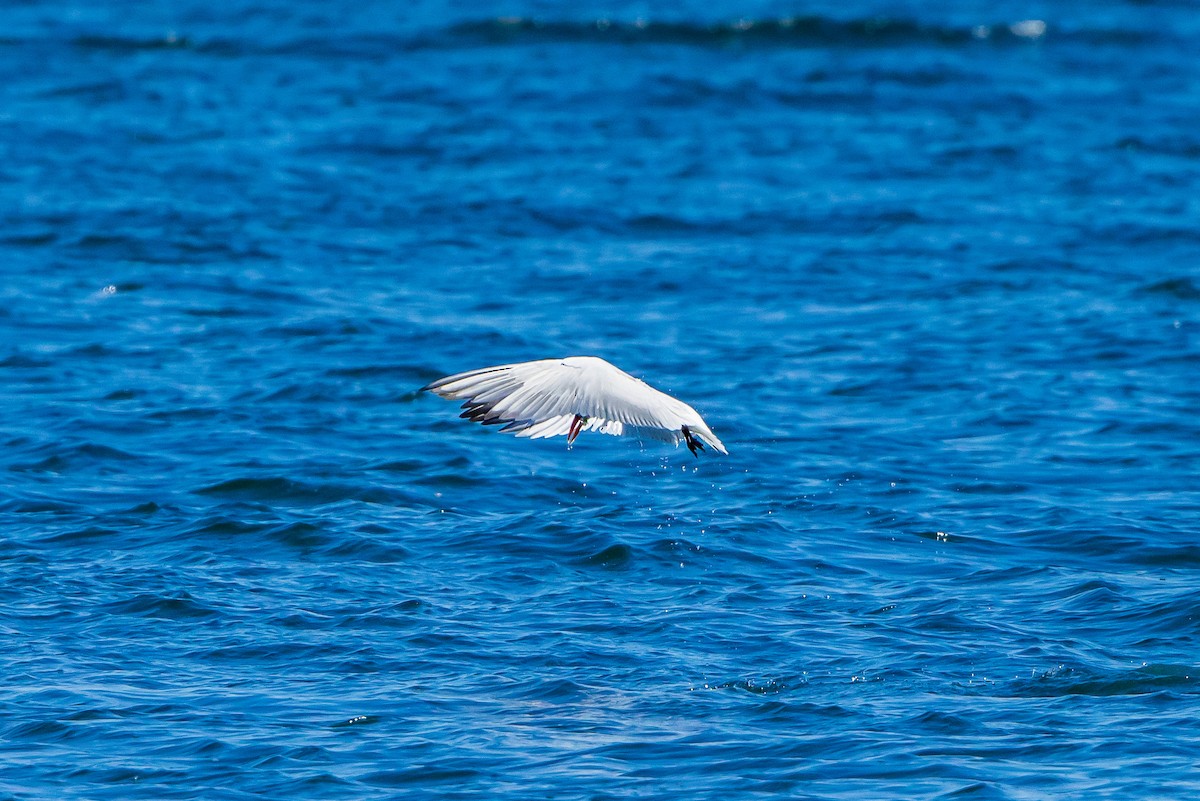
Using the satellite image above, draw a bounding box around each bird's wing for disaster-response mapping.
[423,357,727,454]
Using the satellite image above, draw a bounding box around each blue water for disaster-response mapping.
[3,1,1199,798]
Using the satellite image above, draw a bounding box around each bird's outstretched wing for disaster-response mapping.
[423,356,727,455]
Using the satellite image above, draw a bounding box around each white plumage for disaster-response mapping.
[423,356,727,456]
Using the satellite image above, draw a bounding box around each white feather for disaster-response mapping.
[423,356,727,455]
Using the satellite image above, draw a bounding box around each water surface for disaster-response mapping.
[2,2,1199,798]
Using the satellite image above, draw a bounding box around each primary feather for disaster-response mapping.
[423,356,727,455]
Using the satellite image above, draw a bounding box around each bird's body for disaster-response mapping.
[423,356,727,456]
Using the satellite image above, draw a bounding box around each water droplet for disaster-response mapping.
[1010,19,1046,39]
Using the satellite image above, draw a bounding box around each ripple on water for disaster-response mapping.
[574,542,635,570]
[194,476,419,508]
[100,592,221,621]
[1005,664,1199,699]
[9,442,145,474]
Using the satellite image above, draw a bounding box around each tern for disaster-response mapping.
[423,356,727,456]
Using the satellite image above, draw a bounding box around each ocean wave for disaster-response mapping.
[437,16,1057,49]
[1005,663,1198,698]
[52,15,1172,60]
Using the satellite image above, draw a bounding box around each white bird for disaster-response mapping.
[423,356,727,456]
